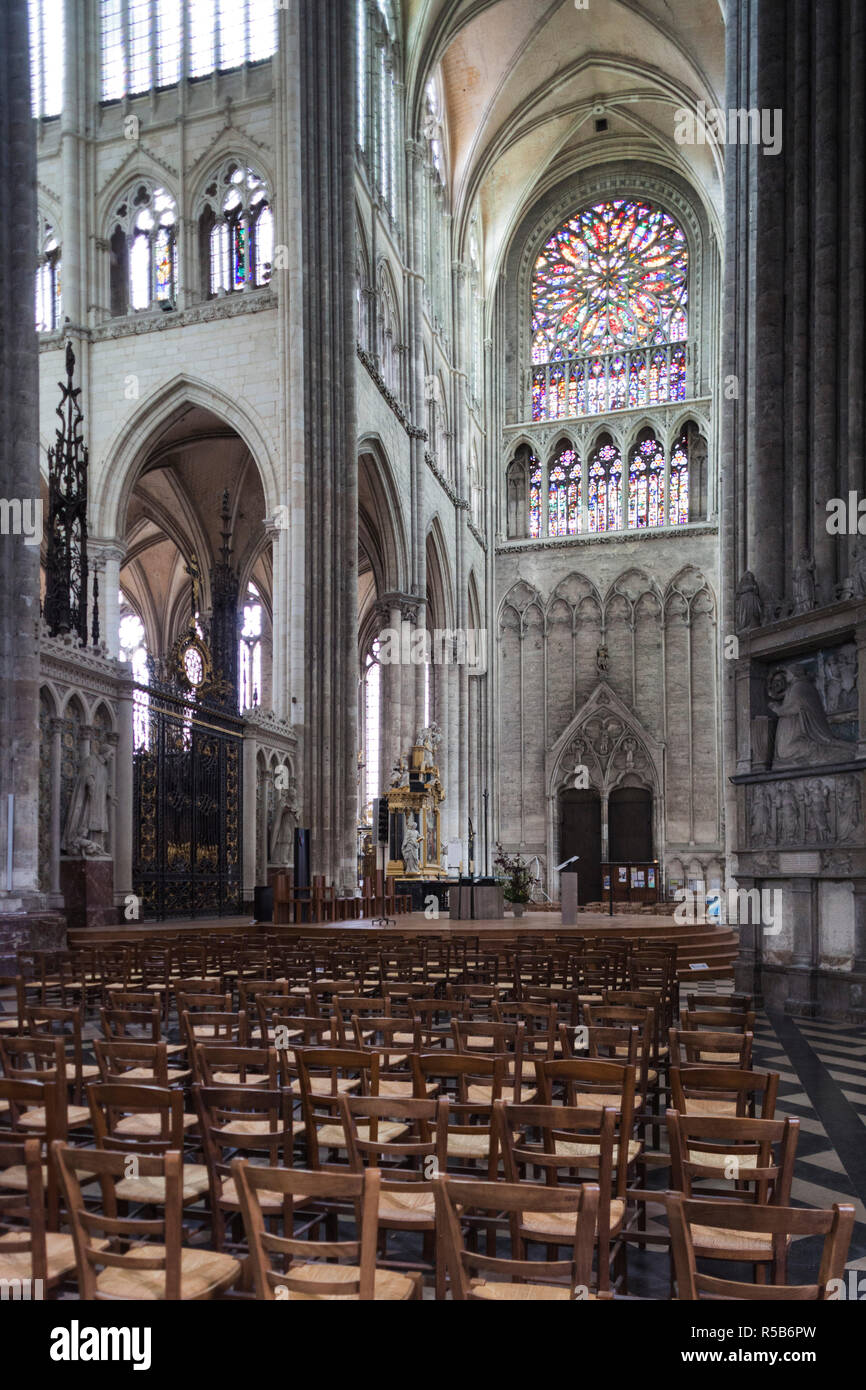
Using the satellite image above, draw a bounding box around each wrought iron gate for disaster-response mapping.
[132,686,243,918]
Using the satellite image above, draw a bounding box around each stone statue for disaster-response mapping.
[269,790,297,864]
[749,785,772,842]
[417,723,442,752]
[851,544,866,600]
[621,736,637,769]
[596,645,609,674]
[822,647,857,715]
[389,756,409,788]
[62,742,115,857]
[792,549,816,615]
[767,664,853,766]
[776,785,800,844]
[401,815,423,875]
[804,780,832,842]
[837,776,862,842]
[735,570,763,631]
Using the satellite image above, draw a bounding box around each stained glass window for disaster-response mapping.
[628,436,665,529]
[204,163,272,294]
[29,0,64,116]
[669,433,689,525]
[528,455,542,539]
[548,448,581,537]
[239,582,263,711]
[35,219,61,332]
[119,595,150,750]
[110,182,177,314]
[587,441,622,533]
[530,199,688,421]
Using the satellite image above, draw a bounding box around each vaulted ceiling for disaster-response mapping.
[404,0,726,292]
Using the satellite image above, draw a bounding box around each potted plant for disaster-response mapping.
[493,844,533,917]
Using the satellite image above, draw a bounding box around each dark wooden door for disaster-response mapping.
[559,789,602,904]
[608,786,653,863]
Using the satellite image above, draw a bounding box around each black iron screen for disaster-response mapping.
[132,687,242,918]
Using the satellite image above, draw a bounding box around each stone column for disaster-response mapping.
[242,731,259,901]
[299,0,359,891]
[0,0,63,961]
[113,684,134,909]
[377,598,403,778]
[90,541,125,657]
[48,718,64,900]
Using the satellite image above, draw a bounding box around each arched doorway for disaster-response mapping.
[559,787,601,903]
[608,785,653,862]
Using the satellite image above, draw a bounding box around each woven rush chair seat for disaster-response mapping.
[18,1104,91,1130]
[80,1064,101,1080]
[467,1083,537,1105]
[289,1075,361,1097]
[377,1079,437,1098]
[314,1119,408,1148]
[693,1051,745,1065]
[688,1223,788,1255]
[217,1174,294,1212]
[686,1148,759,1170]
[0,1230,109,1281]
[114,1164,211,1204]
[682,1098,739,1117]
[0,1162,49,1191]
[270,1261,417,1300]
[554,1137,643,1163]
[114,1111,198,1136]
[469,1280,599,1301]
[376,1186,436,1222]
[520,1197,626,1241]
[93,1244,240,1300]
[210,1070,271,1087]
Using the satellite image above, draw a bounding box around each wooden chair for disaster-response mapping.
[0,976,25,1037]
[180,1006,248,1051]
[53,1142,240,1300]
[94,1038,179,1086]
[339,1093,449,1296]
[684,992,753,1015]
[680,1006,757,1035]
[0,1077,64,1228]
[232,1162,421,1299]
[495,1100,625,1292]
[193,1083,296,1249]
[0,1135,98,1294]
[294,1047,386,1166]
[435,1173,601,1300]
[668,1195,855,1300]
[670,1065,778,1119]
[451,1018,533,1103]
[0,1035,91,1134]
[669,1026,753,1070]
[25,1003,97,1106]
[410,1052,505,1173]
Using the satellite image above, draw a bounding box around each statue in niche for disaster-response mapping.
[749,785,773,843]
[401,815,423,875]
[823,647,857,715]
[621,736,637,770]
[775,785,800,844]
[735,570,763,631]
[417,723,442,753]
[792,550,816,615]
[269,789,297,864]
[851,544,866,600]
[62,742,115,857]
[767,664,853,766]
[803,781,832,842]
[837,776,862,842]
[596,645,609,674]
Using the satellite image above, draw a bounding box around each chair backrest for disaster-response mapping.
[180,1007,248,1051]
[232,1160,382,1300]
[451,1019,528,1099]
[191,1042,278,1087]
[667,1194,855,1300]
[684,992,753,1014]
[88,1081,187,1153]
[0,1136,47,1284]
[680,1007,756,1034]
[667,1109,799,1204]
[101,1002,162,1043]
[294,1046,378,1168]
[668,1026,753,1070]
[52,1141,186,1300]
[94,1038,171,1086]
[0,974,25,1034]
[670,1065,778,1119]
[193,1084,294,1195]
[339,1093,448,1180]
[434,1173,600,1300]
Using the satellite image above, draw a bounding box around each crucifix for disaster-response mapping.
[185,552,203,622]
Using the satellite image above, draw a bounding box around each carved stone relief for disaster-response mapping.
[746,775,863,848]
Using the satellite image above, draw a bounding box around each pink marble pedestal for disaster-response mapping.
[60,858,117,929]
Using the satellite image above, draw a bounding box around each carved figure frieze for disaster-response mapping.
[745,774,863,848]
